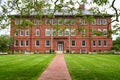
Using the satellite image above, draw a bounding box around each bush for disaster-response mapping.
[97,51,114,54]
[66,50,71,53]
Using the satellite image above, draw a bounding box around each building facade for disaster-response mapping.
[10,7,112,53]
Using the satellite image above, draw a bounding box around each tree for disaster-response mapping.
[0,35,13,52]
[112,37,120,51]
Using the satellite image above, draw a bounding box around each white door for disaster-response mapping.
[58,43,63,51]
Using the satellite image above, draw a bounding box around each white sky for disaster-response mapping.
[0,0,120,40]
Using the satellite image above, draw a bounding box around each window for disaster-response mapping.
[92,30,96,36]
[15,19,19,25]
[71,19,76,25]
[52,19,57,25]
[81,49,86,53]
[82,29,86,36]
[71,29,76,36]
[58,29,63,36]
[46,40,50,47]
[36,29,40,36]
[71,40,76,47]
[14,40,18,46]
[98,40,102,46]
[58,19,63,25]
[45,19,50,25]
[79,19,83,25]
[103,29,107,36]
[46,29,50,36]
[84,19,87,25]
[82,40,86,46]
[104,40,107,46]
[36,40,40,46]
[25,40,29,46]
[97,19,101,25]
[93,40,96,46]
[25,30,29,36]
[64,19,70,25]
[20,30,24,36]
[34,19,42,25]
[92,19,96,25]
[103,19,107,25]
[20,40,23,46]
[65,29,70,36]
[52,29,56,36]
[14,29,18,36]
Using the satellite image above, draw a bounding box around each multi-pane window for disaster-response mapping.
[98,40,102,46]
[14,29,18,36]
[46,29,50,36]
[45,19,50,25]
[92,19,96,25]
[25,29,29,36]
[15,40,18,46]
[58,19,63,25]
[92,30,96,36]
[71,19,76,25]
[79,19,83,25]
[20,40,23,46]
[71,29,76,36]
[81,49,86,53]
[84,19,87,25]
[71,40,76,47]
[52,29,56,36]
[64,19,70,25]
[103,29,107,36]
[103,19,107,25]
[65,29,70,36]
[15,19,19,25]
[93,40,96,46]
[82,29,86,36]
[104,40,107,46]
[97,19,101,25]
[36,40,40,46]
[25,40,29,46]
[36,29,40,36]
[34,19,42,25]
[82,40,86,46]
[46,40,50,46]
[52,19,57,25]
[58,29,63,36]
[20,30,24,36]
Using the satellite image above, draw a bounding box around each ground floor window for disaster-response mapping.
[71,40,75,47]
[15,40,18,46]
[98,40,102,46]
[82,40,86,47]
[104,40,107,46]
[36,40,40,46]
[20,40,23,46]
[93,40,96,46]
[25,40,29,46]
[81,49,86,53]
[46,40,50,47]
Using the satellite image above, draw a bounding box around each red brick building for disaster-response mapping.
[10,6,112,53]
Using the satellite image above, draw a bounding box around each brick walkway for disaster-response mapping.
[38,53,72,80]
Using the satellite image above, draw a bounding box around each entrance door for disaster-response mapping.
[58,42,63,51]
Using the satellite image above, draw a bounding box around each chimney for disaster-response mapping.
[79,4,85,10]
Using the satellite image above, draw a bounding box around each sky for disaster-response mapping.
[0,0,120,40]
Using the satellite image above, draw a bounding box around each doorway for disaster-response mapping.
[58,42,64,51]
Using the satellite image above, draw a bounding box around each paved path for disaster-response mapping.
[38,53,72,80]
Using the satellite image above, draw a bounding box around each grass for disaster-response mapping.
[0,54,55,80]
[65,54,120,80]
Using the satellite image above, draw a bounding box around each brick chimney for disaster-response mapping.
[79,4,85,10]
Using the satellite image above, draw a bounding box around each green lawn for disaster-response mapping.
[0,54,55,80]
[65,54,120,80]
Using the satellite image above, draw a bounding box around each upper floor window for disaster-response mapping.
[92,29,96,36]
[82,40,86,47]
[35,40,40,46]
[45,19,50,25]
[58,29,63,36]
[52,19,57,25]
[92,19,96,25]
[82,29,86,36]
[25,40,29,46]
[58,19,63,25]
[104,40,107,46]
[93,40,96,46]
[64,19,70,25]
[36,29,40,36]
[65,29,70,36]
[97,19,101,25]
[20,30,24,36]
[46,40,50,47]
[98,40,102,46]
[15,19,19,25]
[46,28,50,36]
[20,40,23,46]
[84,19,87,25]
[14,29,18,36]
[71,29,76,36]
[34,19,42,25]
[14,40,18,46]
[71,40,76,47]
[71,19,76,25]
[25,29,29,36]
[79,19,83,25]
[103,19,107,25]
[52,29,56,36]
[103,29,107,36]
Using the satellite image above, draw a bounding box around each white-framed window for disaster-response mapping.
[92,29,96,36]
[20,40,24,47]
[20,30,24,36]
[98,29,102,32]
[34,19,42,25]
[46,40,50,47]
[82,40,86,47]
[92,19,96,25]
[64,19,70,25]
[52,29,56,36]
[84,19,87,25]
[79,18,83,25]
[97,19,101,25]
[58,19,63,25]
[52,19,57,25]
[93,40,96,46]
[82,29,86,36]
[58,29,63,36]
[45,19,50,25]
[46,28,50,36]
[25,29,29,36]
[35,40,40,46]
[25,40,29,46]
[71,19,76,25]
[103,29,107,36]
[14,29,18,36]
[81,49,86,53]
[65,29,70,36]
[71,40,76,47]
[15,19,19,25]
[103,19,107,25]
[14,40,18,46]
[98,40,102,46]
[36,29,40,36]
[71,29,76,36]
[104,40,107,46]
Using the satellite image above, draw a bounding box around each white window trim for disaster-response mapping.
[71,40,76,47]
[82,40,86,47]
[92,19,96,25]
[20,40,23,47]
[14,29,19,36]
[58,29,63,36]
[46,29,50,36]
[25,40,29,47]
[45,40,50,47]
[93,40,96,47]
[15,19,19,25]
[35,40,40,47]
[46,19,50,25]
[104,40,107,47]
[58,19,63,25]
[103,29,107,36]
[71,29,76,36]
[97,19,101,25]
[25,30,29,36]
[52,19,56,25]
[36,29,40,36]
[103,19,107,25]
[20,30,24,36]
[65,29,70,36]
[14,40,18,47]
[98,40,102,47]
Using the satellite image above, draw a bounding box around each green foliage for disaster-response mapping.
[112,37,120,51]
